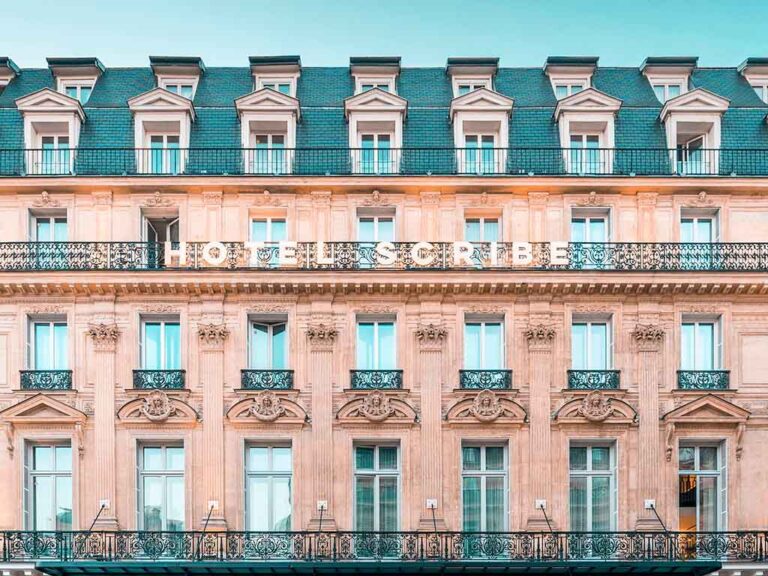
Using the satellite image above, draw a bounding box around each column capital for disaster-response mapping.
[525,324,556,351]
[632,323,665,352]
[86,323,120,352]
[306,323,338,351]
[198,322,230,350]
[415,322,447,350]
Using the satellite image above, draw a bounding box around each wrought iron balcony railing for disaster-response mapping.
[19,369,73,390]
[0,530,763,565]
[3,241,768,272]
[133,369,186,390]
[677,370,730,390]
[350,369,403,389]
[240,369,294,390]
[459,369,513,389]
[568,369,621,390]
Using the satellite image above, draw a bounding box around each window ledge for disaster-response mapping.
[234,388,300,398]
[123,387,190,397]
[452,388,518,397]
[12,388,77,396]
[560,388,628,397]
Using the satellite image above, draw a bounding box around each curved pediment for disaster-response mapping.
[0,394,86,425]
[336,391,417,425]
[235,88,301,119]
[445,390,527,425]
[344,88,408,118]
[553,391,637,425]
[660,88,729,121]
[118,391,199,426]
[16,88,85,120]
[555,87,622,120]
[227,392,308,426]
[450,88,514,119]
[662,393,749,424]
[128,88,196,120]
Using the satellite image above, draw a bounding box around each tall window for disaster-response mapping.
[26,443,72,530]
[572,320,610,370]
[680,212,718,269]
[250,134,286,174]
[464,320,504,370]
[29,319,68,370]
[569,444,616,531]
[678,444,726,532]
[676,135,705,175]
[63,83,93,103]
[138,445,185,531]
[465,217,500,243]
[652,83,682,102]
[681,214,717,243]
[569,134,601,174]
[250,320,287,369]
[149,134,180,175]
[246,446,292,531]
[681,320,720,371]
[354,445,399,531]
[359,134,392,174]
[462,445,506,532]
[571,210,609,243]
[141,318,181,370]
[251,218,287,243]
[356,320,396,370]
[32,215,68,242]
[463,134,497,174]
[40,135,70,175]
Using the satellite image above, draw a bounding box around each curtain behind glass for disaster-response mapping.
[485,477,505,531]
[356,323,375,369]
[462,477,481,531]
[570,477,588,531]
[379,477,398,531]
[355,477,374,531]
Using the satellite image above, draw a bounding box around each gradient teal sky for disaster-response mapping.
[3,0,767,68]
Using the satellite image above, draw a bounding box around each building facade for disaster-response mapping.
[0,54,768,575]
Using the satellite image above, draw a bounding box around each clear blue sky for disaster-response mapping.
[3,0,767,68]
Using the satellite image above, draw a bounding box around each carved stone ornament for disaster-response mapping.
[360,189,386,206]
[140,391,177,422]
[92,191,112,206]
[576,391,615,422]
[470,390,504,422]
[86,323,120,350]
[688,190,714,206]
[525,324,556,350]
[579,190,599,206]
[306,323,338,350]
[632,324,665,351]
[202,191,222,206]
[359,391,395,422]
[28,304,65,315]
[143,191,173,207]
[33,191,60,207]
[198,323,230,347]
[248,391,286,422]
[415,323,447,349]
[252,189,283,206]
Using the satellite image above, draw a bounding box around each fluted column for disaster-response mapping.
[525,323,557,530]
[87,322,120,530]
[415,322,448,530]
[198,322,230,529]
[306,322,338,530]
[632,323,666,530]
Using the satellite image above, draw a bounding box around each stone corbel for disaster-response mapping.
[198,323,230,349]
[632,323,665,352]
[306,323,338,351]
[415,323,447,350]
[525,324,556,351]
[5,422,14,456]
[736,422,745,461]
[665,422,676,462]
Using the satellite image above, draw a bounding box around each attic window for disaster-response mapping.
[158,77,198,99]
[554,82,585,99]
[652,82,683,103]
[61,80,94,103]
[354,76,396,95]
[453,77,492,97]
[752,83,768,104]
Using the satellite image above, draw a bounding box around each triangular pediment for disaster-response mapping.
[663,394,749,424]
[15,88,85,120]
[128,88,196,120]
[344,88,408,118]
[555,87,622,120]
[235,88,301,119]
[0,394,86,425]
[660,88,730,121]
[450,87,514,119]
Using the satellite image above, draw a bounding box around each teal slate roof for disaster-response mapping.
[0,65,766,150]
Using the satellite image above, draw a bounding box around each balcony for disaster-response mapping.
[1,147,768,177]
[459,369,513,389]
[240,369,294,390]
[677,370,730,390]
[350,369,403,389]
[132,369,186,390]
[567,369,621,390]
[3,242,768,272]
[19,369,73,390]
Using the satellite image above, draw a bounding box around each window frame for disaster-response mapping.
[140,316,182,370]
[255,75,298,98]
[464,216,501,242]
[25,442,73,531]
[56,77,96,103]
[353,444,401,532]
[463,318,505,370]
[460,443,508,532]
[677,442,727,531]
[680,209,719,243]
[568,442,618,531]
[30,212,68,242]
[554,81,586,99]
[355,318,397,370]
[244,444,293,531]
[356,211,395,242]
[354,76,397,95]
[680,317,722,370]
[571,207,611,242]
[250,217,287,243]
[248,318,289,370]
[137,443,185,531]
[28,317,68,370]
[146,132,182,175]
[571,317,612,370]
[157,76,199,99]
[452,76,493,97]
[652,82,684,103]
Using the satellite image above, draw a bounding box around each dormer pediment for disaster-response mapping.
[0,394,87,425]
[660,88,729,121]
[344,87,407,118]
[554,87,622,120]
[662,394,750,424]
[15,88,85,121]
[235,88,301,119]
[128,87,196,121]
[449,87,514,120]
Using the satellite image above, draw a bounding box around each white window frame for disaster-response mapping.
[357,211,395,242]
[142,214,180,243]
[357,132,394,174]
[680,209,719,243]
[248,133,288,174]
[680,317,722,370]
[571,207,611,242]
[254,74,299,97]
[571,318,613,370]
[356,319,396,370]
[353,444,401,531]
[28,318,68,370]
[249,319,288,370]
[463,319,505,369]
[145,132,182,175]
[58,79,95,103]
[677,442,727,531]
[460,444,508,532]
[651,82,684,103]
[30,213,68,241]
[554,81,587,99]
[25,442,73,531]
[452,76,492,97]
[462,133,499,174]
[569,442,618,531]
[354,76,396,95]
[250,217,287,242]
[464,216,501,242]
[140,317,181,370]
[157,76,199,99]
[245,444,293,531]
[137,443,185,531]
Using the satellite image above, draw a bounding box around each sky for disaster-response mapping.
[2,0,767,69]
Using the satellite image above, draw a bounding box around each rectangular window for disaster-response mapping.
[138,445,185,531]
[246,445,292,531]
[141,318,181,370]
[464,321,504,369]
[251,218,287,243]
[569,134,601,174]
[143,215,179,244]
[464,134,497,174]
[357,214,395,243]
[40,135,70,175]
[26,443,72,530]
[149,134,181,174]
[457,82,489,96]
[465,217,500,243]
[354,445,399,531]
[250,320,288,369]
[571,210,609,243]
[678,444,726,532]
[165,84,194,99]
[569,444,617,531]
[681,214,717,243]
[681,320,720,370]
[260,81,293,96]
[753,84,768,104]
[555,83,584,99]
[652,83,682,102]
[250,134,287,174]
[571,320,610,370]
[359,133,392,174]
[461,445,507,532]
[356,320,396,370]
[64,84,93,103]
[32,215,68,242]
[676,135,706,175]
[29,320,68,370]
[361,83,390,92]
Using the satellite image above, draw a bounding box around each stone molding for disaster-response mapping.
[86,323,120,351]
[525,324,556,351]
[415,323,447,350]
[632,323,665,352]
[306,323,338,351]
[198,323,230,349]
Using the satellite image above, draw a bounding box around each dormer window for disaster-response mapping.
[47,57,103,105]
[61,81,94,104]
[0,57,19,96]
[446,57,498,99]
[651,82,682,103]
[150,56,205,101]
[249,56,301,99]
[260,81,292,95]
[160,81,196,99]
[739,58,768,104]
[641,57,697,103]
[350,57,400,96]
[357,79,394,94]
[554,82,585,99]
[456,80,492,96]
[545,56,597,101]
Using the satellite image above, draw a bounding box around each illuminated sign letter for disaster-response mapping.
[512,242,533,266]
[316,241,334,265]
[245,241,266,267]
[550,241,569,266]
[453,241,474,267]
[202,242,228,266]
[164,241,187,266]
[279,241,298,266]
[411,242,435,267]
[375,242,397,266]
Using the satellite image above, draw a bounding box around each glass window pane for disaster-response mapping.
[485,447,504,470]
[378,447,398,470]
[556,85,568,99]
[465,219,481,242]
[142,476,163,530]
[247,477,269,530]
[272,447,292,471]
[484,219,499,242]
[378,322,396,369]
[571,323,587,369]
[55,475,72,530]
[589,323,608,369]
[678,474,697,531]
[33,445,53,471]
[166,476,185,531]
[272,323,287,369]
[251,219,268,241]
[668,85,681,99]
[34,476,54,530]
[570,447,588,471]
[699,447,718,471]
[486,476,505,531]
[142,447,164,471]
[53,219,68,241]
[166,447,184,471]
[144,323,162,369]
[36,218,51,241]
[653,85,665,102]
[164,322,181,369]
[355,446,374,470]
[697,323,715,370]
[591,476,611,530]
[251,324,270,369]
[591,447,610,471]
[355,476,375,531]
[679,446,695,470]
[356,323,375,369]
[681,323,696,370]
[53,324,68,369]
[571,218,586,242]
[462,446,481,470]
[249,447,270,471]
[272,477,292,530]
[379,476,398,531]
[34,323,52,370]
[271,219,287,242]
[589,218,607,242]
[462,477,481,531]
[377,218,395,242]
[80,86,92,103]
[569,476,588,531]
[698,476,718,531]
[484,323,503,369]
[464,323,481,369]
[358,218,375,242]
[55,445,72,472]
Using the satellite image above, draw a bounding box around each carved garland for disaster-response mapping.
[632,324,665,351]
[415,323,447,349]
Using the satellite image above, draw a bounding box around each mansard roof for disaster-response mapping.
[15,87,85,120]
